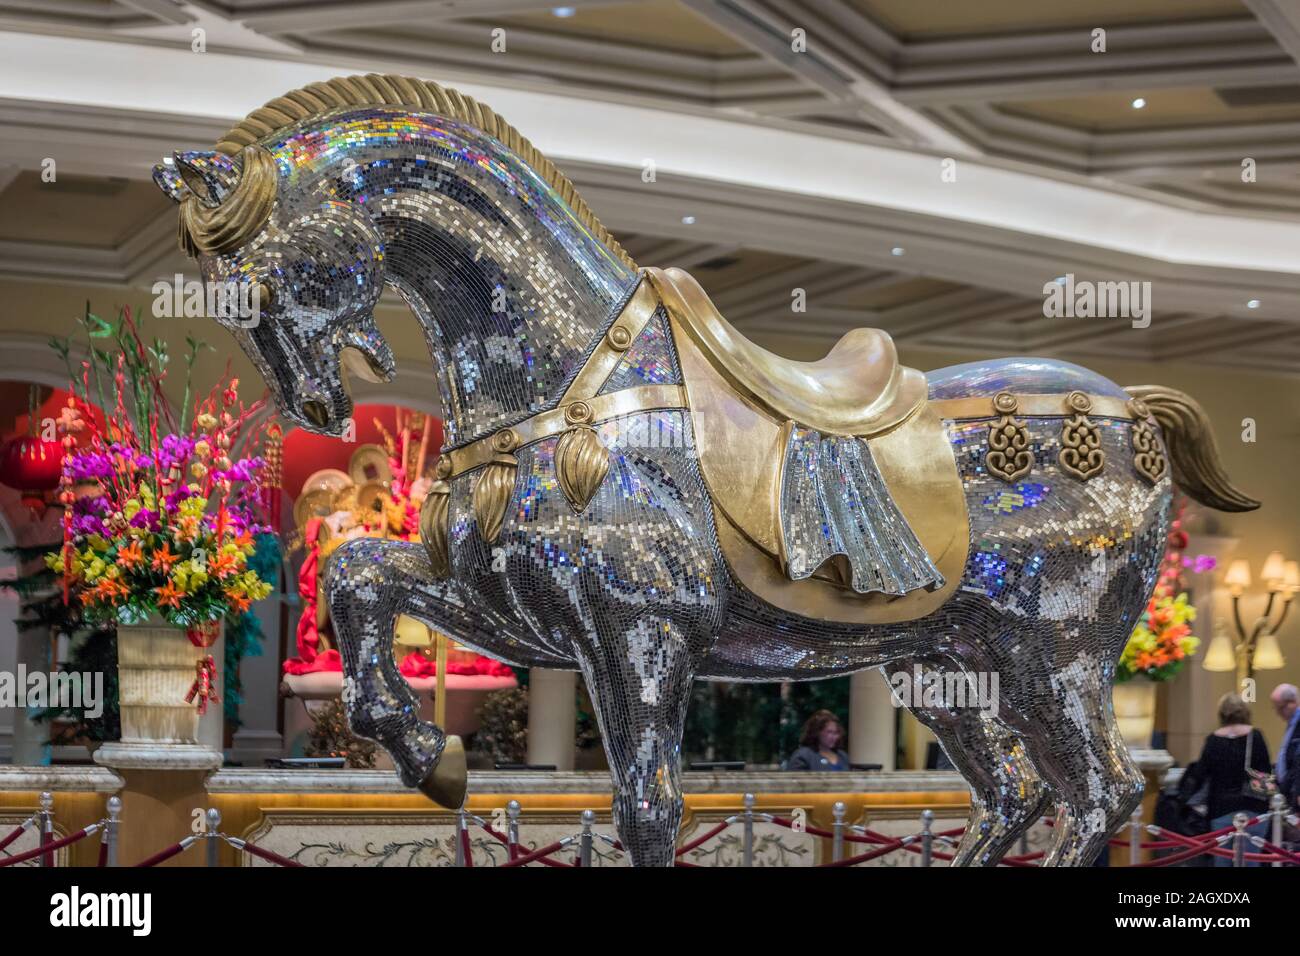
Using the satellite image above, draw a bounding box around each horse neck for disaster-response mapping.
[317,119,637,447]
[386,235,632,447]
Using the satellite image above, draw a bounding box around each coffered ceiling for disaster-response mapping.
[0,0,1297,374]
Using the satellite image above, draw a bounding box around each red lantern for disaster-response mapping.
[0,435,63,514]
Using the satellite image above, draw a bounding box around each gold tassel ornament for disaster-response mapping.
[472,429,519,544]
[419,457,452,577]
[555,401,609,514]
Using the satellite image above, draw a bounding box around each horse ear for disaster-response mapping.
[171,150,242,207]
[152,160,192,204]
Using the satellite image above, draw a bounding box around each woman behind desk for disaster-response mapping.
[786,710,851,771]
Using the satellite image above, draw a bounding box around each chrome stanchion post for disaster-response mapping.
[579,809,594,868]
[454,808,467,867]
[742,793,755,868]
[1270,794,1285,868]
[39,791,53,868]
[206,808,221,868]
[920,809,934,868]
[1129,804,1142,866]
[507,799,521,861]
[1232,812,1248,868]
[831,801,845,864]
[105,795,121,867]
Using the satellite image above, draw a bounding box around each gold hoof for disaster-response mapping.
[416,734,467,808]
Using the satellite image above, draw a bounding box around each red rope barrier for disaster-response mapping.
[238,841,305,867]
[821,843,906,866]
[459,826,473,868]
[0,826,96,867]
[133,840,192,868]
[1134,841,1217,868]
[97,835,108,868]
[499,840,567,868]
[0,820,30,853]
[476,821,570,867]
[1253,839,1300,865]
[675,821,730,856]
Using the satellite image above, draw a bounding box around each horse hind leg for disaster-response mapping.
[902,660,1050,866]
[1006,657,1144,866]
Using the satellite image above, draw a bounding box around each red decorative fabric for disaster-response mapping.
[398,651,514,679]
[283,518,342,675]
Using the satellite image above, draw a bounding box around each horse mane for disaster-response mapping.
[213,73,636,269]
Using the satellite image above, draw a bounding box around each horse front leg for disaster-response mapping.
[324,536,564,807]
[573,616,701,868]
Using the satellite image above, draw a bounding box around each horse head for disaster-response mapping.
[153,75,637,444]
[153,141,392,436]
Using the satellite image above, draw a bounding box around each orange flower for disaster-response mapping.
[117,540,144,570]
[151,542,178,573]
[155,581,184,609]
[92,578,127,605]
[224,589,251,614]
[210,551,239,580]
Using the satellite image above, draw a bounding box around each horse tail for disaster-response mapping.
[1124,385,1259,512]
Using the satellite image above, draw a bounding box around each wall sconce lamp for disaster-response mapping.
[1204,551,1296,683]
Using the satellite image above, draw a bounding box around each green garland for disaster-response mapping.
[222,532,281,727]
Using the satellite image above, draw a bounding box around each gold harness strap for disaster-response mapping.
[435,277,686,481]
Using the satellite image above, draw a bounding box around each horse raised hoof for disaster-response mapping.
[416,734,467,809]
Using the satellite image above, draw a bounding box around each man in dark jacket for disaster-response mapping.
[1270,684,1300,811]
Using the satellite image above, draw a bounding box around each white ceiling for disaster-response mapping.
[0,0,1297,373]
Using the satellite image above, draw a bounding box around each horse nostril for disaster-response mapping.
[302,400,330,428]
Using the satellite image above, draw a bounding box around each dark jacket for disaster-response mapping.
[786,746,851,771]
[1193,729,1270,820]
[1280,714,1300,811]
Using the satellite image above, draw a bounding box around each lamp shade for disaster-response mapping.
[1202,634,1236,672]
[1261,551,1287,587]
[1224,559,1252,591]
[1284,561,1300,591]
[1253,633,1286,671]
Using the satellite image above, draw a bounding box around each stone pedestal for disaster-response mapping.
[93,743,222,866]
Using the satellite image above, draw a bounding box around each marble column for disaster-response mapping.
[848,669,897,770]
[10,619,52,765]
[230,597,285,766]
[526,668,576,771]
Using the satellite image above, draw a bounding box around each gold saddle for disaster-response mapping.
[646,267,969,625]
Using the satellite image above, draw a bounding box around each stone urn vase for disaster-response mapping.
[116,619,220,745]
[1112,679,1157,749]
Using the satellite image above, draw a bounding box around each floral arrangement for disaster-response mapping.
[45,305,275,631]
[1117,499,1215,682]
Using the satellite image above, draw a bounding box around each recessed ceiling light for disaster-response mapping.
[890,246,905,256]
[1131,97,1147,109]
[1247,298,1261,309]
[552,6,576,16]
[681,215,696,225]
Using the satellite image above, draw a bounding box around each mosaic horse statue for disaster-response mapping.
[153,74,1258,867]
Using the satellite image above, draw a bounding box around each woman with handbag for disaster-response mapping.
[1194,693,1274,866]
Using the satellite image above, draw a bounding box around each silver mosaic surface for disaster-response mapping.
[168,101,1177,867]
[781,425,943,595]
